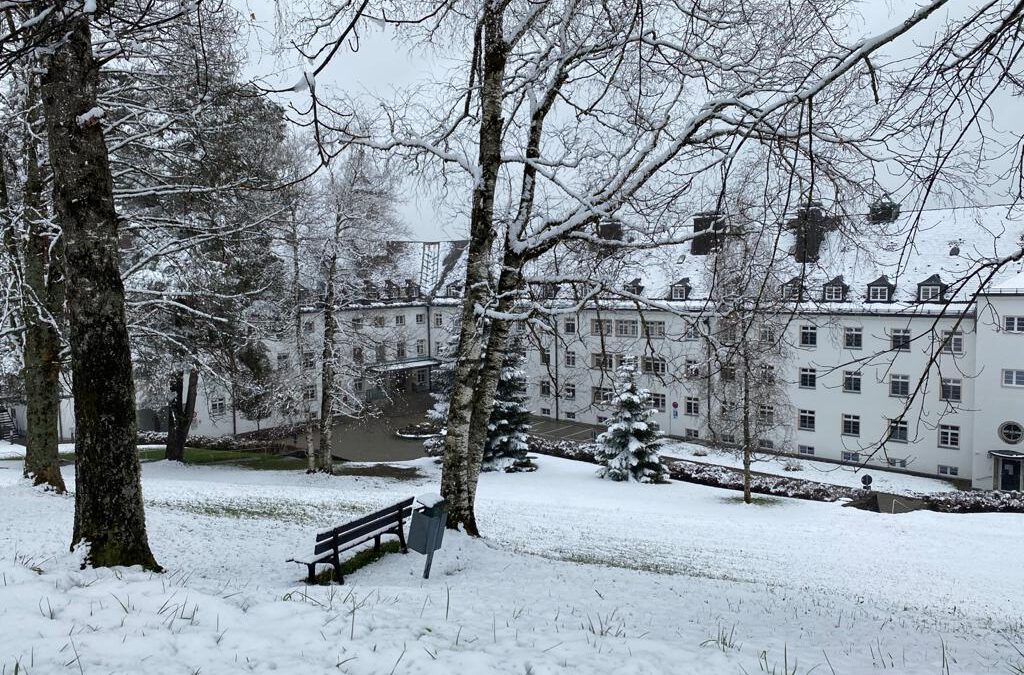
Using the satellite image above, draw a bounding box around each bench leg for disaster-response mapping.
[374,534,381,553]
[332,554,344,585]
[306,563,316,584]
[397,524,408,554]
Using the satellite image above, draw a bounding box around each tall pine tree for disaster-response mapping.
[596,360,666,483]
[482,337,534,472]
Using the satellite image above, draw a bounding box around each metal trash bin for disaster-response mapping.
[409,494,447,578]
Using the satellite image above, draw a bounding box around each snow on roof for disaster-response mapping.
[538,205,1024,311]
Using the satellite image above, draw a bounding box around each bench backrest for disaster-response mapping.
[314,497,415,555]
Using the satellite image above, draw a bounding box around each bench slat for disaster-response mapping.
[315,497,415,542]
[314,505,413,555]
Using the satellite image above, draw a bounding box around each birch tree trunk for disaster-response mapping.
[290,212,315,474]
[317,250,337,474]
[40,13,159,569]
[20,73,66,492]
[166,369,197,462]
[439,2,508,535]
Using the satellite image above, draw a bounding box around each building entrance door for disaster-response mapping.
[1001,459,1021,491]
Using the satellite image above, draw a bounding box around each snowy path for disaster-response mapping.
[0,456,1022,674]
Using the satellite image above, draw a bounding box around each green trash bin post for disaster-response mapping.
[409,493,447,579]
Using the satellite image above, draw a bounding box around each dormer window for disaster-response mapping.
[869,286,889,302]
[823,286,844,301]
[447,283,461,297]
[624,278,644,296]
[671,285,689,300]
[916,274,946,303]
[781,281,803,301]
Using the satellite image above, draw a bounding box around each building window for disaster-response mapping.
[643,321,666,338]
[210,396,227,416]
[540,407,551,416]
[372,316,385,328]
[396,342,406,360]
[303,320,314,334]
[844,327,863,349]
[395,315,405,326]
[758,438,775,450]
[843,370,861,393]
[615,319,638,338]
[887,458,908,468]
[799,325,817,347]
[375,345,386,362]
[720,365,736,382]
[842,451,861,462]
[683,322,700,340]
[940,378,961,402]
[869,286,890,302]
[351,347,363,363]
[540,348,551,366]
[671,284,689,300]
[684,397,699,416]
[938,464,959,476]
[415,313,425,324]
[590,319,613,336]
[353,378,364,392]
[276,353,289,370]
[540,381,551,397]
[302,352,315,370]
[757,405,774,426]
[352,317,364,330]
[564,384,576,400]
[798,409,815,431]
[651,393,666,412]
[939,424,960,449]
[592,387,613,404]
[565,412,576,420]
[891,328,911,351]
[565,350,577,367]
[781,284,800,301]
[303,385,317,401]
[1004,316,1024,333]
[1002,369,1024,387]
[799,367,816,389]
[597,415,608,424]
[760,364,776,383]
[842,414,860,437]
[941,330,964,354]
[798,445,815,456]
[889,374,910,397]
[416,369,427,385]
[759,326,776,344]
[431,314,443,329]
[591,353,614,370]
[684,359,700,378]
[823,285,844,301]
[888,419,909,443]
[564,318,576,334]
[435,341,442,355]
[919,285,941,302]
[721,433,736,444]
[685,428,699,439]
[416,340,426,356]
[999,421,1024,444]
[642,356,667,375]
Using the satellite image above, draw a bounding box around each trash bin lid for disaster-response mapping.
[416,492,444,508]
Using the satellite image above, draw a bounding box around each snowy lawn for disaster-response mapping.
[0,440,24,460]
[1,455,1022,674]
[662,441,959,494]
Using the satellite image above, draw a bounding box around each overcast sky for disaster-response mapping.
[234,1,1018,241]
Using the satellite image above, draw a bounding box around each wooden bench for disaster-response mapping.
[288,497,414,584]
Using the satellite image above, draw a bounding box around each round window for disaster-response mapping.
[999,422,1024,444]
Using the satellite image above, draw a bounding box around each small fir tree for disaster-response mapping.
[596,360,666,483]
[482,339,535,472]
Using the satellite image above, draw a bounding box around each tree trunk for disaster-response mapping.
[40,14,159,569]
[317,250,338,474]
[19,72,66,492]
[741,355,752,504]
[166,369,197,462]
[440,2,509,535]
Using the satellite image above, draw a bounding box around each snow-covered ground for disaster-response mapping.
[1,454,1021,674]
[663,441,959,493]
[0,440,24,460]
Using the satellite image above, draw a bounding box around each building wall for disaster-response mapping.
[525,305,979,481]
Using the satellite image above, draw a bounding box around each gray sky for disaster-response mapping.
[236,1,1018,240]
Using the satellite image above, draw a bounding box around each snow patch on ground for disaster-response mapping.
[0,455,1021,674]
[663,441,959,493]
[0,440,24,460]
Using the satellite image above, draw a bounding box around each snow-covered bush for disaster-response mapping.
[483,340,535,472]
[595,361,666,483]
[783,459,804,472]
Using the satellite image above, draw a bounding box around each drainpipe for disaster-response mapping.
[553,312,560,421]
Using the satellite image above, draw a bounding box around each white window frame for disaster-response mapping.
[938,424,960,449]
[395,315,405,326]
[919,285,941,302]
[888,419,909,443]
[539,381,551,397]
[210,396,227,416]
[842,450,861,462]
[891,328,911,351]
[843,370,861,393]
[844,327,863,349]
[651,393,666,412]
[565,350,577,367]
[591,353,614,370]
[615,319,639,338]
[591,319,613,336]
[1002,369,1024,387]
[869,286,890,302]
[416,340,426,356]
[643,321,666,338]
[671,285,689,300]
[564,384,577,400]
[1004,316,1024,333]
[799,367,816,389]
[434,313,444,327]
[684,396,699,416]
[642,356,667,375]
[842,414,860,437]
[938,464,959,476]
[823,285,844,301]
[889,374,910,397]
[799,325,817,347]
[564,318,576,334]
[415,313,425,324]
[798,445,815,456]
[798,409,815,431]
[940,378,962,402]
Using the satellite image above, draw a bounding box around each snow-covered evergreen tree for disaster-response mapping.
[595,360,666,483]
[423,335,458,457]
[482,338,535,472]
